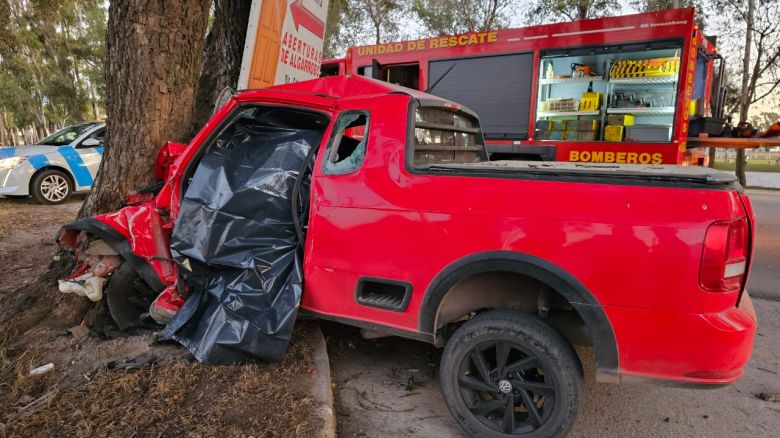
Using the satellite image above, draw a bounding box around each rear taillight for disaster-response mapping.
[700,217,749,293]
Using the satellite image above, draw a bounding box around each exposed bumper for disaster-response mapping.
[607,291,756,385]
[0,167,30,196]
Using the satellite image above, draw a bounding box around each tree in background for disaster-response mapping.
[324,0,410,57]
[79,0,211,216]
[751,111,780,130]
[324,0,348,58]
[190,0,251,132]
[360,0,406,44]
[631,0,698,11]
[631,0,706,28]
[0,0,106,145]
[524,0,621,24]
[411,0,516,36]
[709,0,780,184]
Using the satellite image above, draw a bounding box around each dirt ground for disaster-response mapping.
[0,196,323,437]
[325,299,780,438]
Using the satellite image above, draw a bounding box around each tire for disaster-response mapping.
[106,263,159,331]
[31,169,72,204]
[439,310,583,438]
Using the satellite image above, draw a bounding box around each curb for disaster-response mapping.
[310,322,336,438]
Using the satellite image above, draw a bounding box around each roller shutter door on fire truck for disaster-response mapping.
[428,52,534,140]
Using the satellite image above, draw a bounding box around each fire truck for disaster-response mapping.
[321,8,735,165]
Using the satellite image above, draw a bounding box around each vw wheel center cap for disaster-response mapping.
[498,379,512,394]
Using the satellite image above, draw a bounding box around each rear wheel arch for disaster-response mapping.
[419,250,620,383]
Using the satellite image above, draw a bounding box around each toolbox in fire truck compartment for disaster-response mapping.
[535,40,682,143]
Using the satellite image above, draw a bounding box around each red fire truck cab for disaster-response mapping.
[321,8,725,166]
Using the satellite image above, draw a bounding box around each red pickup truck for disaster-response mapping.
[58,76,756,437]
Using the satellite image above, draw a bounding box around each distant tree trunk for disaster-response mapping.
[79,0,211,217]
[0,111,6,146]
[90,81,99,120]
[736,0,755,187]
[708,147,716,168]
[190,0,251,134]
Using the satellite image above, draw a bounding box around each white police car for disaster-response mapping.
[0,123,105,204]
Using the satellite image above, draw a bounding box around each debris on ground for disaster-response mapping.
[106,352,156,370]
[28,363,54,376]
[757,393,780,402]
[0,199,326,437]
[67,325,90,341]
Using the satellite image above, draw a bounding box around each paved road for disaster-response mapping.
[747,190,780,299]
[327,299,780,438]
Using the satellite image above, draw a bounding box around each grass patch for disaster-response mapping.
[714,159,780,173]
[0,327,49,421]
[3,323,319,437]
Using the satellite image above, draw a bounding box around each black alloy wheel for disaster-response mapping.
[459,339,555,434]
[440,310,583,438]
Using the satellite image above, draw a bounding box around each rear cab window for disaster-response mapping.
[411,103,488,168]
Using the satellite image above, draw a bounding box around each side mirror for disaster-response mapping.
[81,138,102,147]
[155,141,187,182]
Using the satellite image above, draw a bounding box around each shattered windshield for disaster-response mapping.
[38,123,99,146]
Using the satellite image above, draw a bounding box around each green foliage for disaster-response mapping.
[0,0,106,143]
[750,111,780,130]
[524,0,621,24]
[411,0,515,36]
[323,0,410,57]
[630,0,705,29]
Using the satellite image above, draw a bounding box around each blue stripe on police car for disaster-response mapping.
[27,154,51,170]
[58,146,93,187]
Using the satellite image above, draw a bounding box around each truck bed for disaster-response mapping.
[428,160,740,189]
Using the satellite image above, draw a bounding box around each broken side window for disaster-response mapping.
[413,106,487,167]
[322,111,370,175]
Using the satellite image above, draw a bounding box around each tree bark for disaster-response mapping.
[190,0,251,135]
[5,0,213,336]
[0,111,6,146]
[736,0,755,187]
[79,0,211,217]
[90,79,99,120]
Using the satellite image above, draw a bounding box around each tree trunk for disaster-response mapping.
[736,0,755,187]
[79,0,211,218]
[3,0,213,336]
[190,0,251,134]
[90,79,99,120]
[708,147,716,168]
[0,111,6,146]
